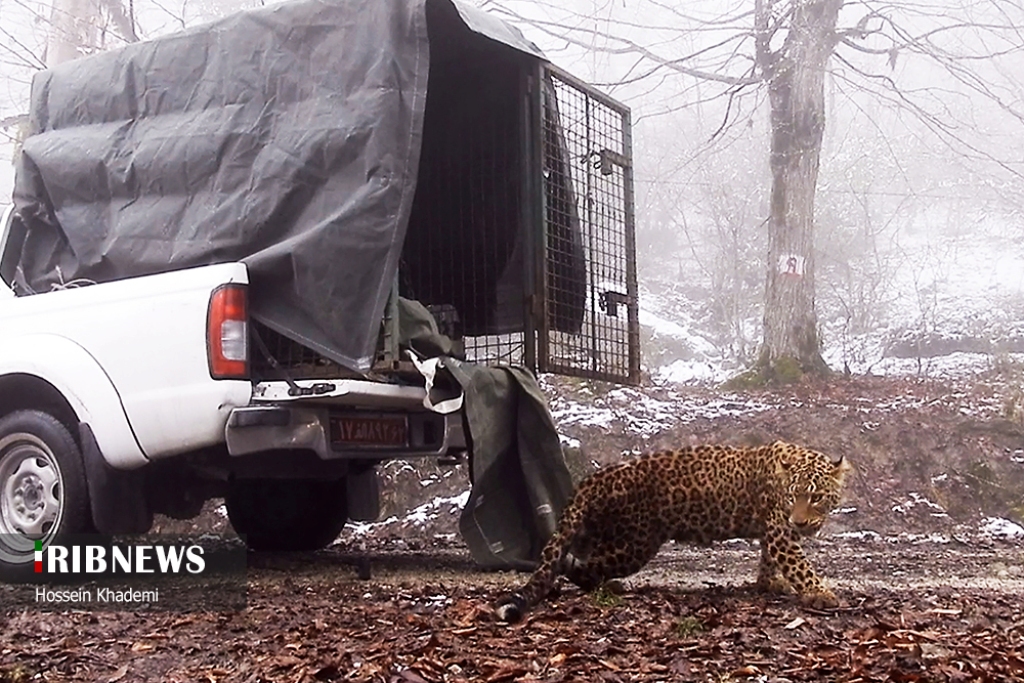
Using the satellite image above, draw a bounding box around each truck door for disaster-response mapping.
[534,65,640,385]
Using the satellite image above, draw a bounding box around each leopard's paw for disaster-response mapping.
[800,589,839,609]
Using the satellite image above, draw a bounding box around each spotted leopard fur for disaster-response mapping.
[495,440,851,622]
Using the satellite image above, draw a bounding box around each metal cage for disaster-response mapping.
[253,46,639,385]
[398,57,639,385]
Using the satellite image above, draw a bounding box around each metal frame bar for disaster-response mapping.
[622,106,641,384]
[536,63,640,385]
[533,61,552,376]
[520,64,540,373]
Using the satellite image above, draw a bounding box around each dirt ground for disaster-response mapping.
[1,538,1023,682]
[2,374,1024,682]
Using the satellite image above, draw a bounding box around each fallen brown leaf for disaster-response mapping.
[483,666,528,683]
[731,664,763,677]
[107,665,128,683]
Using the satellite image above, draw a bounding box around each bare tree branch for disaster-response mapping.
[0,24,47,69]
[487,2,757,85]
[832,51,1023,179]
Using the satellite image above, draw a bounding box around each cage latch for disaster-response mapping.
[596,149,630,176]
[599,290,631,318]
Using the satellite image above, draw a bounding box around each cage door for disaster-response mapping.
[536,65,640,385]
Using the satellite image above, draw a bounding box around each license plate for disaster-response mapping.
[330,414,407,448]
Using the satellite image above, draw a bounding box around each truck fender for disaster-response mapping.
[79,422,152,534]
[0,333,149,469]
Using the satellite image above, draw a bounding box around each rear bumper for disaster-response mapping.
[224,404,466,460]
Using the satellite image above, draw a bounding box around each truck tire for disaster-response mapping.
[0,410,92,582]
[225,478,348,552]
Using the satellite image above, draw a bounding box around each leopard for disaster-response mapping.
[495,440,852,623]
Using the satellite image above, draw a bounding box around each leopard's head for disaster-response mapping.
[774,441,852,537]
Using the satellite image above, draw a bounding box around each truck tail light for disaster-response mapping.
[208,284,248,379]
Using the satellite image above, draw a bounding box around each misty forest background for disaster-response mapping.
[1,0,1023,387]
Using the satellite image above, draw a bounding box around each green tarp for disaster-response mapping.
[399,298,573,568]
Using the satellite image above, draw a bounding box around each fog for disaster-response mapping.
[2,0,1022,380]
[486,0,1024,379]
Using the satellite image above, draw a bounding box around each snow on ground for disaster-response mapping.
[558,434,581,449]
[653,359,733,385]
[638,215,1024,385]
[344,491,471,538]
[545,382,776,438]
[862,352,1024,380]
[980,517,1024,539]
[638,302,720,359]
[891,493,950,518]
[353,493,1020,544]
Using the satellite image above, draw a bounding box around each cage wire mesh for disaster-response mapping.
[400,56,530,368]
[251,59,638,384]
[539,68,638,384]
[251,321,358,380]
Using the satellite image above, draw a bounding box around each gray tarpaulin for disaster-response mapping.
[9,0,545,372]
[399,298,573,569]
[449,360,575,570]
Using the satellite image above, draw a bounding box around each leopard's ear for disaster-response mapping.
[832,456,853,480]
[773,441,798,471]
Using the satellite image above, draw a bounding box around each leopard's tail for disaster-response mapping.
[494,498,585,623]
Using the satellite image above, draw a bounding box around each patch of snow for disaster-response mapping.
[383,461,416,475]
[1011,450,1024,464]
[343,490,470,539]
[980,517,1024,539]
[559,434,581,449]
[550,401,618,430]
[931,473,949,483]
[653,359,731,385]
[550,388,776,438]
[639,308,719,357]
[831,531,956,544]
[834,506,858,514]
[831,530,881,542]
[891,492,948,517]
[214,504,228,519]
[885,533,952,544]
[423,594,452,607]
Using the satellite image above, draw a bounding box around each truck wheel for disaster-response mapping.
[0,410,92,582]
[225,478,348,552]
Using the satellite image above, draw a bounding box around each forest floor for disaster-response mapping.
[1,539,1022,682]
[2,373,1024,682]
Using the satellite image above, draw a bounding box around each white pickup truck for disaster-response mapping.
[1,0,639,581]
[0,205,467,579]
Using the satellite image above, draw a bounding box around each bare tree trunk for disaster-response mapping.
[756,0,841,379]
[46,0,98,66]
